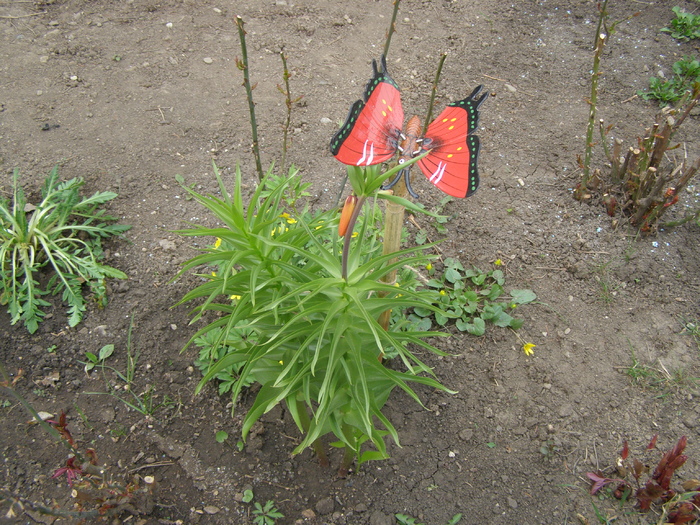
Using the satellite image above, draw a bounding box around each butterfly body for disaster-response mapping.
[330,56,487,198]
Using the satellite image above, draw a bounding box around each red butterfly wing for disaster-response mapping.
[418,86,487,198]
[330,57,404,166]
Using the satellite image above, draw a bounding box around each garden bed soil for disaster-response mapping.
[1,0,700,524]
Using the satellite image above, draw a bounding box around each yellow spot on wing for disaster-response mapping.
[450,118,457,122]
[448,125,455,130]
[447,154,453,158]
[457,146,463,151]
[382,111,387,117]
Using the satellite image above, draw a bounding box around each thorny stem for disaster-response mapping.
[279,49,293,172]
[383,0,401,58]
[580,0,609,191]
[336,0,402,205]
[235,16,264,181]
[423,53,447,130]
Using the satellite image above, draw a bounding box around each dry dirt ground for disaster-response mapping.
[1,0,700,524]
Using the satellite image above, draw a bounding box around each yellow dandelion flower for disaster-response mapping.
[439,290,447,296]
[230,294,241,301]
[523,343,536,356]
[213,237,222,249]
[279,213,297,224]
[494,258,503,266]
[211,271,217,277]
[426,263,433,271]
[351,231,359,238]
[278,360,284,365]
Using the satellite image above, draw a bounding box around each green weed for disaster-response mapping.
[639,56,700,106]
[407,258,535,336]
[83,318,173,417]
[661,6,700,41]
[252,500,284,525]
[0,167,129,333]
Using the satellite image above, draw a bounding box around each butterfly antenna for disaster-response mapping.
[382,167,420,199]
[382,170,403,191]
[403,168,420,199]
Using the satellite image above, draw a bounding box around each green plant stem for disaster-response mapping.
[341,195,368,281]
[235,16,264,181]
[294,399,329,466]
[663,207,700,228]
[338,426,356,477]
[383,0,401,58]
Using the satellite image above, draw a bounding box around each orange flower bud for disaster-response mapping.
[338,194,357,237]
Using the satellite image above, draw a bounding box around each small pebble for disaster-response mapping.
[203,57,213,64]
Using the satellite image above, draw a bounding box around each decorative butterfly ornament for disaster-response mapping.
[330,56,487,199]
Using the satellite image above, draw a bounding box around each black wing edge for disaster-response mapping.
[448,85,488,135]
[329,99,364,155]
[362,55,400,101]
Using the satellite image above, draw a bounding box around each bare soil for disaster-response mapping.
[1,0,700,524]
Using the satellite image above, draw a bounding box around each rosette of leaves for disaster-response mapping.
[0,167,129,333]
[175,163,451,472]
[408,258,536,336]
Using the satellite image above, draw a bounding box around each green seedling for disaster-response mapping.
[83,344,115,373]
[0,167,129,333]
[661,6,700,41]
[215,430,229,444]
[242,489,254,503]
[252,500,283,525]
[83,320,173,417]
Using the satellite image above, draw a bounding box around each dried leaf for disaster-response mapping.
[681,479,700,491]
[633,458,647,481]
